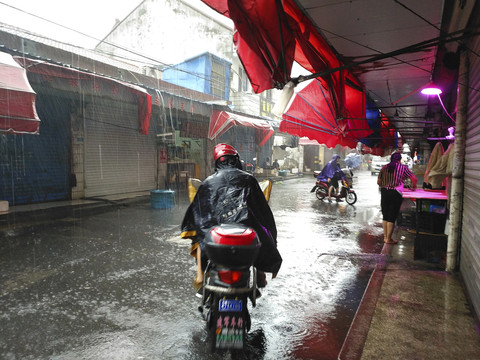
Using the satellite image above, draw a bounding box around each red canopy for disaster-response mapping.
[15,57,152,135]
[361,115,398,156]
[201,0,372,148]
[377,115,398,152]
[202,0,342,95]
[203,0,293,93]
[280,77,370,148]
[0,53,40,134]
[209,110,274,146]
[361,145,384,156]
[298,137,320,146]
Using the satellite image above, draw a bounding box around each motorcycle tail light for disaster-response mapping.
[218,270,243,284]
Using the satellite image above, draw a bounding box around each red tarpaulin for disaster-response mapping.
[361,115,398,156]
[0,52,40,134]
[361,145,386,156]
[209,110,274,146]
[280,77,370,148]
[15,57,152,135]
[201,0,378,148]
[201,0,342,95]
[298,137,320,146]
[377,115,398,151]
[202,0,294,93]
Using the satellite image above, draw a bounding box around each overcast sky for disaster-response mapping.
[0,0,305,78]
[0,0,232,53]
[0,0,143,48]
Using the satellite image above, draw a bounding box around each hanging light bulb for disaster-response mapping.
[421,87,442,95]
[420,83,442,96]
[420,82,455,123]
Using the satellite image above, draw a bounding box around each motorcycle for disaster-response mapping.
[199,223,261,351]
[189,179,272,352]
[311,168,357,205]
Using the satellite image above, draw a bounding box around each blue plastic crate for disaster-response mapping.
[150,190,175,209]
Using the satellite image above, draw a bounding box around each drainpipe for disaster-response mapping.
[446,48,468,272]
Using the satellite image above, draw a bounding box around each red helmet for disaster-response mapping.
[213,143,238,162]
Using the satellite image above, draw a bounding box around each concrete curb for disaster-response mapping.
[338,244,391,359]
[0,195,150,229]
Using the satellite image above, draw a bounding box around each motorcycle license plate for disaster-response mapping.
[219,298,242,312]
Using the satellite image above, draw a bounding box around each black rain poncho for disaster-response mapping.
[181,164,282,274]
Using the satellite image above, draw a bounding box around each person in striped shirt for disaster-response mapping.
[377,152,417,244]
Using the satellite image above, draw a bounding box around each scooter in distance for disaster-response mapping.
[312,168,357,205]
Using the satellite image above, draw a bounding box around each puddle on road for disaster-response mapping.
[247,176,384,359]
[0,173,385,360]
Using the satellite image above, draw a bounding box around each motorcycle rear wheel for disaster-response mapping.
[315,186,328,200]
[345,191,357,205]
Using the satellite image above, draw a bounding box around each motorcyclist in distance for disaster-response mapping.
[317,154,346,202]
[180,143,282,292]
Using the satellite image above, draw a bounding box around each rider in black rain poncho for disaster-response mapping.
[181,143,282,290]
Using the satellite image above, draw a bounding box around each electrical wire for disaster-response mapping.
[295,28,475,85]
[0,1,219,86]
[437,94,456,123]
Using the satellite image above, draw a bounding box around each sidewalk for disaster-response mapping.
[0,191,151,229]
[0,174,303,229]
[340,224,480,360]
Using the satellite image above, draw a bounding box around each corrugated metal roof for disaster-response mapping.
[0,23,145,73]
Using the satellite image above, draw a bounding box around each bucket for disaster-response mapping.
[150,190,175,209]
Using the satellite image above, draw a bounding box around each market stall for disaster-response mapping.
[402,189,448,262]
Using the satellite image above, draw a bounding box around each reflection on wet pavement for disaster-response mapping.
[0,171,385,359]
[254,174,382,359]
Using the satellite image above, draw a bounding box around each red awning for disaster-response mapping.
[280,77,370,148]
[202,0,294,93]
[0,52,40,134]
[201,0,371,148]
[15,57,152,135]
[376,115,398,153]
[209,110,274,147]
[201,0,343,95]
[298,137,320,146]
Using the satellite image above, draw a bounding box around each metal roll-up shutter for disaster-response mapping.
[0,94,70,205]
[460,33,480,317]
[84,100,156,197]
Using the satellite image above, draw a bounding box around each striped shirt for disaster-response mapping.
[377,162,414,190]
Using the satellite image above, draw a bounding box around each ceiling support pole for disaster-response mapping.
[446,47,468,272]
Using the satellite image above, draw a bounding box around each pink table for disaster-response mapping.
[402,189,448,238]
[402,189,447,201]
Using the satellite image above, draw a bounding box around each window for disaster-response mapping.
[237,67,249,92]
[211,60,226,98]
[265,89,272,101]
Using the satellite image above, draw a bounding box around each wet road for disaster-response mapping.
[0,170,385,360]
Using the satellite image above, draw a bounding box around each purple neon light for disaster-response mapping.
[421,87,442,95]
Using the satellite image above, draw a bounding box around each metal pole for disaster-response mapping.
[446,47,468,272]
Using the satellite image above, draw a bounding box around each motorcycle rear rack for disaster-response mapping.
[201,266,258,307]
[204,284,253,294]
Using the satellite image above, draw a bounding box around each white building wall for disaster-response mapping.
[96,0,234,66]
[230,92,260,116]
[97,0,281,119]
[96,0,281,167]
